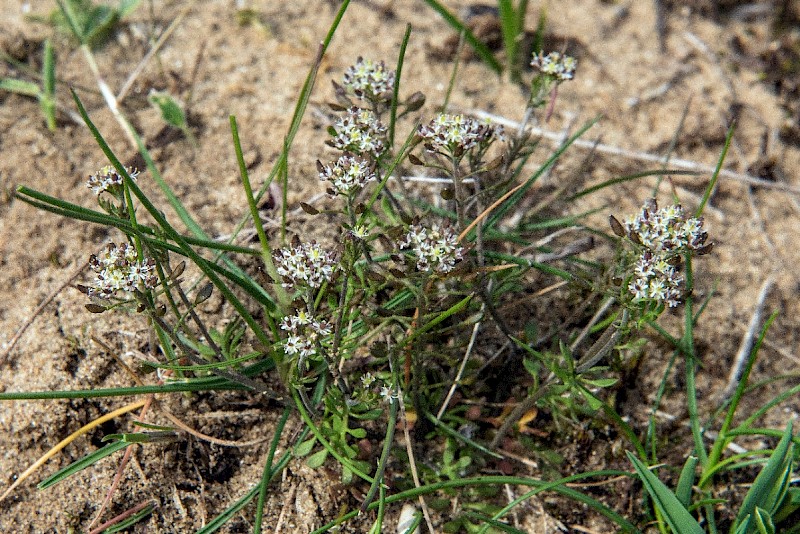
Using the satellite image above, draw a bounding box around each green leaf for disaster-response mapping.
[736,422,794,528]
[579,388,603,411]
[102,504,154,532]
[348,427,367,439]
[118,0,141,18]
[307,448,329,469]
[41,39,57,131]
[149,91,188,129]
[753,507,775,534]
[38,440,130,490]
[675,456,698,507]
[626,452,705,534]
[581,377,618,388]
[735,516,752,534]
[0,78,41,97]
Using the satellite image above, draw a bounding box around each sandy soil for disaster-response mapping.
[1,0,799,532]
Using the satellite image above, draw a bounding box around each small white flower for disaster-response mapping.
[401,223,463,274]
[342,57,395,102]
[361,372,375,387]
[274,242,337,289]
[417,113,502,155]
[530,51,577,82]
[86,165,139,196]
[87,243,157,299]
[331,107,387,157]
[319,154,376,197]
[379,384,398,403]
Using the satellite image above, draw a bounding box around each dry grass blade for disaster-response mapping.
[0,399,147,501]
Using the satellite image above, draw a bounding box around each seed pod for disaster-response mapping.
[195,283,213,305]
[300,202,319,215]
[403,91,425,112]
[609,215,626,237]
[408,153,424,166]
[170,261,186,280]
[695,242,714,255]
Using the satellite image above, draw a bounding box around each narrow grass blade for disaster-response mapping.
[497,0,528,82]
[0,78,41,96]
[38,440,131,490]
[735,422,794,527]
[0,400,146,501]
[197,486,259,534]
[41,39,57,131]
[99,502,154,533]
[703,311,779,485]
[389,24,411,148]
[485,118,599,232]
[254,406,291,533]
[568,169,701,201]
[627,452,705,534]
[420,0,502,75]
[675,456,698,508]
[696,122,734,217]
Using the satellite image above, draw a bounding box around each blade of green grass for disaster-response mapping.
[389,24,411,148]
[420,0,503,75]
[41,39,56,130]
[696,122,734,217]
[735,422,794,527]
[38,440,130,490]
[627,452,705,534]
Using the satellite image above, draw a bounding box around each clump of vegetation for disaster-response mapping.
[2,1,797,533]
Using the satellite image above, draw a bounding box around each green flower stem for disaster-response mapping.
[254,406,291,533]
[682,254,707,466]
[229,115,287,306]
[360,396,398,512]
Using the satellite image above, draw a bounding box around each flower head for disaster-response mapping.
[620,199,710,308]
[628,250,684,307]
[88,242,157,298]
[274,242,337,289]
[624,198,708,253]
[319,154,376,197]
[87,165,139,196]
[400,223,463,274]
[342,57,395,103]
[417,113,503,155]
[279,310,332,366]
[530,51,577,82]
[331,107,388,157]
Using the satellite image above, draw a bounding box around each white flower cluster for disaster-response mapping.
[624,199,709,307]
[400,223,463,274]
[86,165,139,196]
[417,113,503,155]
[530,51,577,82]
[274,242,337,289]
[280,310,332,362]
[319,154,376,197]
[342,57,395,102]
[331,107,388,157]
[88,242,157,298]
[629,250,683,308]
[624,199,708,253]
